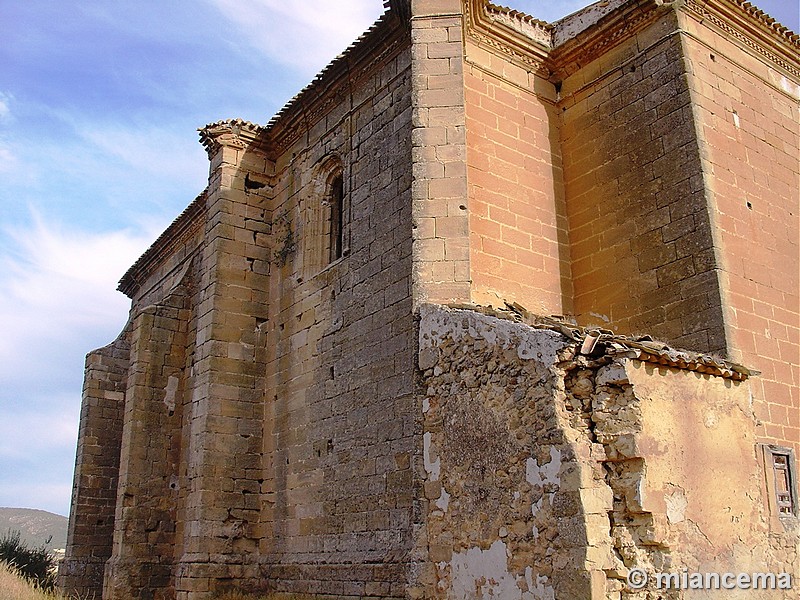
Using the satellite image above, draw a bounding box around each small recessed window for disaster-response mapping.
[329,173,344,264]
[763,445,797,521]
[773,451,795,515]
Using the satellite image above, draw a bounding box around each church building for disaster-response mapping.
[60,1,799,598]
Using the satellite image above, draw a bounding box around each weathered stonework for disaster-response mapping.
[415,304,798,598]
[60,1,798,598]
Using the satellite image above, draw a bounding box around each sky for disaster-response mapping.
[0,0,797,518]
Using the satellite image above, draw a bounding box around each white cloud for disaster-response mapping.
[0,93,10,120]
[206,0,385,74]
[0,215,163,382]
[75,122,209,184]
[0,216,165,515]
[0,482,74,517]
[0,144,18,173]
[0,402,78,462]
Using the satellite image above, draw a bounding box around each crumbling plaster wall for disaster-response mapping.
[415,304,610,599]
[416,305,796,599]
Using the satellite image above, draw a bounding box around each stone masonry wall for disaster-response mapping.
[171,129,272,597]
[416,304,797,599]
[679,7,800,457]
[410,0,472,306]
[105,277,193,599]
[464,32,571,315]
[558,10,727,354]
[254,28,416,598]
[59,335,130,597]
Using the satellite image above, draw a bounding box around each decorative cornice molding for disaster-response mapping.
[681,0,800,79]
[198,119,267,157]
[464,0,551,76]
[549,1,669,80]
[465,0,798,83]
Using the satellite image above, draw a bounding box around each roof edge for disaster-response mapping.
[445,302,759,381]
[118,190,208,298]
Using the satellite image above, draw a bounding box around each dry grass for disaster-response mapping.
[0,562,68,600]
[0,567,321,600]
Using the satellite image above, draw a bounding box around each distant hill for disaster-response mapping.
[0,508,68,550]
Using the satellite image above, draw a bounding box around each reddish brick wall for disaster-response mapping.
[464,41,570,315]
[681,14,800,454]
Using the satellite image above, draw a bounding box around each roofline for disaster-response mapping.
[259,7,408,159]
[117,5,411,298]
[117,190,207,298]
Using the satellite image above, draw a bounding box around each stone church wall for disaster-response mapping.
[59,335,130,598]
[58,2,798,598]
[256,34,416,598]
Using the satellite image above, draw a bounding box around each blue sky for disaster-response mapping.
[0,1,797,518]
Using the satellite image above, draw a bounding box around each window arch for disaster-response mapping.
[327,171,344,264]
[302,156,348,276]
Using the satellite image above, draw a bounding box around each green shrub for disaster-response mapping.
[0,530,57,591]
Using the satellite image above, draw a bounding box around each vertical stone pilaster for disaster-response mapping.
[58,336,129,599]
[104,284,190,600]
[175,124,273,598]
[410,0,471,305]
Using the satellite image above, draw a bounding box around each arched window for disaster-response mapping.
[328,173,344,264]
[302,157,347,277]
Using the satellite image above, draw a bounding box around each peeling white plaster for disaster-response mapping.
[450,540,520,599]
[527,447,561,487]
[436,487,450,512]
[163,375,179,413]
[525,567,555,600]
[517,333,564,364]
[596,362,628,386]
[665,488,688,524]
[423,431,440,482]
[526,457,537,485]
[418,305,569,368]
